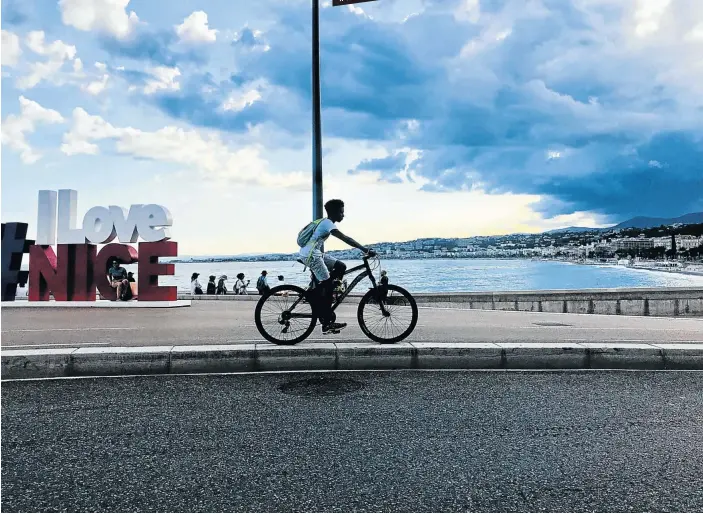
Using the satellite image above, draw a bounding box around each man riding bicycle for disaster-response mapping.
[298,199,375,334]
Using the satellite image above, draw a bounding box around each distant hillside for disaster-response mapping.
[545,212,703,233]
[545,226,599,234]
[611,212,703,230]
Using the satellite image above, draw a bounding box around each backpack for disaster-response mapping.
[257,276,268,292]
[297,218,324,247]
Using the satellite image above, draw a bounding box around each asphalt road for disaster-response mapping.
[2,370,703,512]
[2,302,703,349]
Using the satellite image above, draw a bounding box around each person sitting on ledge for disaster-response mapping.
[234,273,250,295]
[126,271,137,299]
[191,273,203,295]
[206,275,217,295]
[108,259,130,301]
[216,275,228,295]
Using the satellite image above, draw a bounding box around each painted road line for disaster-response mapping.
[229,338,372,344]
[563,338,703,344]
[1,327,143,333]
[1,342,111,348]
[520,326,703,332]
[8,368,702,383]
[4,338,702,349]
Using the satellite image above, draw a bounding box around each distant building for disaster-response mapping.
[613,238,654,251]
[677,235,702,250]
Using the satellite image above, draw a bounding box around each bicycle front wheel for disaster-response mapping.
[255,285,317,345]
[357,285,418,343]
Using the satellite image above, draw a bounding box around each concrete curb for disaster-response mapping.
[1,300,191,308]
[3,342,703,379]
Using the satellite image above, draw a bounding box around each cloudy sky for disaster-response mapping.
[2,0,702,255]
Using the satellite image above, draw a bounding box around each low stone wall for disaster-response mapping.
[178,287,703,317]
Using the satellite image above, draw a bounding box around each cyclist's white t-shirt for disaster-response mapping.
[299,218,336,258]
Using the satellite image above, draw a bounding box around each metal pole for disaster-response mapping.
[312,0,323,222]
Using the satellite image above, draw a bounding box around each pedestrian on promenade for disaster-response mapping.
[216,275,228,295]
[191,273,203,295]
[257,271,271,295]
[379,270,389,300]
[206,275,216,295]
[235,273,250,295]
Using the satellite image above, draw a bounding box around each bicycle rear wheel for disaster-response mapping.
[357,285,418,343]
[255,285,317,345]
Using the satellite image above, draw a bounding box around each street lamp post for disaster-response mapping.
[311,0,378,223]
[312,0,323,221]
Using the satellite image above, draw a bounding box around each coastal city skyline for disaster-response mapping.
[2,0,703,255]
[172,218,703,262]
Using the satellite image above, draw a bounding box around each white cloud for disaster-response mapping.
[175,11,217,43]
[95,61,107,71]
[83,74,109,95]
[17,31,78,89]
[73,57,83,73]
[347,4,372,19]
[232,26,270,52]
[1,96,64,164]
[222,88,262,112]
[61,108,307,189]
[1,30,21,67]
[59,0,139,39]
[634,0,672,36]
[61,108,121,155]
[686,22,703,41]
[24,31,75,59]
[143,66,181,94]
[455,0,480,23]
[649,160,664,168]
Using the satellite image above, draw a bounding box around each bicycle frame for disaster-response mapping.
[283,256,380,319]
[330,259,377,311]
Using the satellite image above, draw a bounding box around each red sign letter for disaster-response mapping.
[95,244,138,301]
[138,241,177,301]
[28,245,70,301]
[73,244,97,301]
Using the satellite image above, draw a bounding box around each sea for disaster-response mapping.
[113,258,703,293]
[11,259,703,298]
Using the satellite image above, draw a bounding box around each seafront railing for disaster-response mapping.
[175,287,703,317]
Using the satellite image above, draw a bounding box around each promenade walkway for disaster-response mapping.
[2,302,703,350]
[3,303,703,379]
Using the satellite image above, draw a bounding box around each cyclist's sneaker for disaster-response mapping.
[322,322,347,334]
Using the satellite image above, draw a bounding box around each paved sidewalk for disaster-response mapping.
[3,302,703,379]
[2,301,703,349]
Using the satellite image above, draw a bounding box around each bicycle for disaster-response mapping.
[254,253,418,345]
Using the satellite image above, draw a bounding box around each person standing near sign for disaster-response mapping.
[257,271,271,295]
[108,259,130,301]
